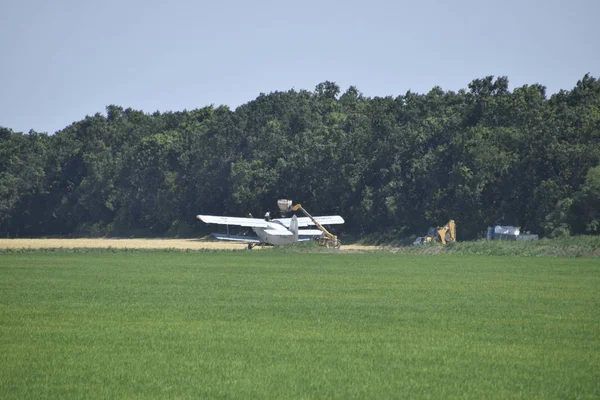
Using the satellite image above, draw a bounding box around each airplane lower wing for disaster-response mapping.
[274,215,344,228]
[211,233,263,243]
[298,229,325,241]
[197,215,269,228]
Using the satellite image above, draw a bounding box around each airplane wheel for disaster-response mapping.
[247,243,255,250]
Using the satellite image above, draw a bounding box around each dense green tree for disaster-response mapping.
[0,128,48,236]
[1,75,599,239]
[571,165,600,234]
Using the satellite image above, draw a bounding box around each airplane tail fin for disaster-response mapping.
[290,215,299,242]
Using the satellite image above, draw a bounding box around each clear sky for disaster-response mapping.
[1,0,598,134]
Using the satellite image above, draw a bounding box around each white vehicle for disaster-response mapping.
[413,237,427,246]
[196,212,344,249]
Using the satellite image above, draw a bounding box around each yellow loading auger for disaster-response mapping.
[277,199,342,249]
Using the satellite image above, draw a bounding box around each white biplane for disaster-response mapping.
[196,212,344,249]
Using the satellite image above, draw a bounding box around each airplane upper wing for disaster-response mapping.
[197,215,269,228]
[274,215,344,228]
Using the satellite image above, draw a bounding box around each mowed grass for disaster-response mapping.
[1,252,599,399]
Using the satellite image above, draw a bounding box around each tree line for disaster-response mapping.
[1,75,599,240]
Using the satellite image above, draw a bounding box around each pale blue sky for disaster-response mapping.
[1,0,598,134]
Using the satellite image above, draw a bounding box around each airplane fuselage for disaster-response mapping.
[252,221,298,246]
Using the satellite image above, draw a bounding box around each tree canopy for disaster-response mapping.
[2,75,599,239]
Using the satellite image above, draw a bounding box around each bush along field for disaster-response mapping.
[1,251,599,399]
[387,235,600,258]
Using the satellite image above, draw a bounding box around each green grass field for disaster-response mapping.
[1,251,599,399]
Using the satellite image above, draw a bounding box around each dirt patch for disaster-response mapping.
[0,238,250,250]
[0,238,382,252]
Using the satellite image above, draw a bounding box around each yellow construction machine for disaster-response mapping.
[425,220,456,245]
[278,199,342,249]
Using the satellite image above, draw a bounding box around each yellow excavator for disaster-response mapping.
[278,200,342,249]
[425,220,456,245]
